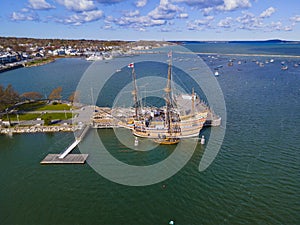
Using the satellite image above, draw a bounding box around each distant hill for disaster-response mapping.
[229,39,289,44]
[171,39,299,45]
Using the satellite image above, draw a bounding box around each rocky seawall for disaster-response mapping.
[0,125,78,135]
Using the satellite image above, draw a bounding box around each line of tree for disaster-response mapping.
[20,91,43,101]
[0,84,81,112]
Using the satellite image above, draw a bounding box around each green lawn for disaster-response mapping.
[16,101,46,111]
[5,113,42,121]
[1,101,74,122]
[16,101,71,111]
[36,104,71,111]
[41,113,73,120]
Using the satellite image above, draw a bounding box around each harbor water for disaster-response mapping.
[0,42,299,224]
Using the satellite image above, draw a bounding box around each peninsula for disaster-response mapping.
[0,37,174,72]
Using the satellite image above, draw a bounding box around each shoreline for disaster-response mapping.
[24,57,56,68]
[0,63,24,73]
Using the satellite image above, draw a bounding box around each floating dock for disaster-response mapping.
[40,125,90,164]
[40,154,88,164]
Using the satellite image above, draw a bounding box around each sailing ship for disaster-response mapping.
[128,53,208,144]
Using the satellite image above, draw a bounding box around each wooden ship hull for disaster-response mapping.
[132,112,207,140]
[127,52,212,144]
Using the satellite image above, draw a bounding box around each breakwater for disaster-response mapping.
[0,125,77,135]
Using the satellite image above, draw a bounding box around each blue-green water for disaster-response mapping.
[183,41,300,56]
[0,58,91,99]
[0,43,300,224]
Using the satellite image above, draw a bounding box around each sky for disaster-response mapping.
[0,0,300,41]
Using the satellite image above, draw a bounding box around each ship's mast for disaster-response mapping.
[165,51,173,133]
[130,64,138,118]
[192,87,195,117]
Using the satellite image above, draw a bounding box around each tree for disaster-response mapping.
[48,86,62,101]
[21,92,42,101]
[68,91,80,104]
[0,84,20,112]
[44,116,52,125]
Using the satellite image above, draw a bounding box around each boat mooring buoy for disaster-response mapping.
[200,135,205,145]
[134,137,139,146]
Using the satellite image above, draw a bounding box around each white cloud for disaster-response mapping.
[218,0,251,11]
[148,0,182,20]
[21,8,30,12]
[103,24,113,29]
[290,15,300,22]
[161,27,172,32]
[9,0,295,35]
[266,21,293,32]
[124,10,140,17]
[11,12,39,21]
[172,0,223,8]
[283,26,293,31]
[187,16,214,30]
[135,0,147,8]
[116,15,166,27]
[178,13,188,19]
[173,0,250,12]
[101,0,183,30]
[202,7,213,16]
[270,21,282,31]
[60,9,104,25]
[260,7,276,18]
[56,0,96,12]
[104,15,114,23]
[96,0,124,3]
[218,17,233,28]
[28,0,55,10]
[236,11,262,30]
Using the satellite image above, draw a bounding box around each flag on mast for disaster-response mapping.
[128,62,134,68]
[168,50,172,58]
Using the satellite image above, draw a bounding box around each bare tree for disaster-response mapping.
[48,86,62,101]
[21,92,42,101]
[0,84,20,111]
[68,91,80,103]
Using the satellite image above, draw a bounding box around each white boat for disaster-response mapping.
[86,54,103,61]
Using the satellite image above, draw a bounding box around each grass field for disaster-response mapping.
[16,101,46,111]
[16,101,71,111]
[36,104,71,111]
[1,101,74,122]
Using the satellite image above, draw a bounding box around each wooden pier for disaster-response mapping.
[40,154,88,164]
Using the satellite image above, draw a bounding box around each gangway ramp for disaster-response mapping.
[58,139,81,159]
